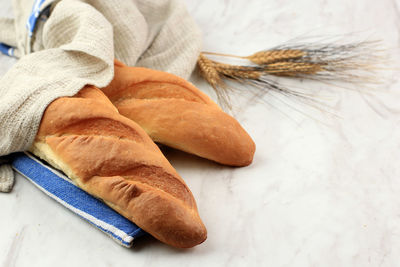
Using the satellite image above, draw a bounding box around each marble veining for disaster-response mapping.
[1,0,400,266]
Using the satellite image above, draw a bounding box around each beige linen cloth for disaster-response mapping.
[0,0,202,192]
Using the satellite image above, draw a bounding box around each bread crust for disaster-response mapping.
[31,86,207,248]
[101,61,256,166]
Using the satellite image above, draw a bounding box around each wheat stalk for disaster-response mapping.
[246,49,305,65]
[263,62,323,76]
[212,63,262,79]
[197,53,222,88]
[197,53,232,107]
[197,40,385,110]
[202,49,305,65]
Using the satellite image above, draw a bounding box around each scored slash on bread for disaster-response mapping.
[30,86,207,248]
[101,60,256,167]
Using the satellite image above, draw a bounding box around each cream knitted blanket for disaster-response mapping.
[0,0,202,192]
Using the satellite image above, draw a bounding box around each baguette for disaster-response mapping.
[30,86,207,248]
[101,60,256,167]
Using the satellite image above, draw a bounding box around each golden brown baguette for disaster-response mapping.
[101,60,256,167]
[30,86,207,248]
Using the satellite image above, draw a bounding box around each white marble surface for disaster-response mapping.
[1,0,400,266]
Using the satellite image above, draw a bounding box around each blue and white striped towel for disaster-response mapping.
[10,152,146,247]
[0,43,15,57]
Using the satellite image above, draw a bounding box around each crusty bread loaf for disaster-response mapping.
[101,60,256,167]
[30,86,207,248]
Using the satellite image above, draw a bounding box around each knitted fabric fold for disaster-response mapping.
[0,0,202,192]
[0,159,13,192]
